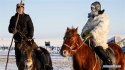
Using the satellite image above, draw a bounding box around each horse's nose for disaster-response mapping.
[63,50,68,57]
[24,59,33,70]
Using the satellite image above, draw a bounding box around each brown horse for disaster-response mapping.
[60,27,125,70]
[60,27,101,70]
[17,39,53,70]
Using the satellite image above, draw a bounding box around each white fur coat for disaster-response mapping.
[81,13,110,49]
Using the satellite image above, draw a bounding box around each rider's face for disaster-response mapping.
[17,6,24,14]
[91,5,98,16]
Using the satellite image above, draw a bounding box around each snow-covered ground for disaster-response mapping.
[0,41,73,70]
[0,55,73,70]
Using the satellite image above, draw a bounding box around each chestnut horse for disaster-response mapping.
[60,27,100,70]
[60,27,125,70]
[17,39,53,70]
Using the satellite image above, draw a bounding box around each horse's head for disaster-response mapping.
[60,27,81,57]
[18,40,36,70]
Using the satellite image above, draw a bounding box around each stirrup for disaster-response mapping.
[107,58,112,65]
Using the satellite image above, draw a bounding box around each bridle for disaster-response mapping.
[63,34,84,54]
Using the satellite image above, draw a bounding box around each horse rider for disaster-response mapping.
[81,1,112,65]
[8,3,34,67]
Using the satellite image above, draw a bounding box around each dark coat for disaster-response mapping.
[8,13,34,41]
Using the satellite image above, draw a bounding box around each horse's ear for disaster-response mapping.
[73,27,78,34]
[66,27,70,32]
[75,27,78,32]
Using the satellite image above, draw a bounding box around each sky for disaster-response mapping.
[0,0,125,40]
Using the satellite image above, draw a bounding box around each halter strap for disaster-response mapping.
[64,41,84,53]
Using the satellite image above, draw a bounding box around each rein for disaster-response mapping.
[64,40,84,53]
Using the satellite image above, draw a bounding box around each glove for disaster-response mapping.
[83,33,92,41]
[81,33,86,38]
[81,31,89,38]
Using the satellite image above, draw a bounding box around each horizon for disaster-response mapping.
[0,35,125,47]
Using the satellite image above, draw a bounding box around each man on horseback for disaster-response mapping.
[8,3,53,70]
[8,3,34,67]
[81,1,112,65]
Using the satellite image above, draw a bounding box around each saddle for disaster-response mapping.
[86,39,116,65]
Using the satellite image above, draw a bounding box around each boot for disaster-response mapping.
[94,46,112,65]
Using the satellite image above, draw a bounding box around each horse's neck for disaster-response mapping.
[73,38,94,64]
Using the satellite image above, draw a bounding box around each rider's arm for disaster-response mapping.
[8,16,16,34]
[81,19,91,38]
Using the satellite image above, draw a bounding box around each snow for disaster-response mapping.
[0,55,73,70]
[0,45,73,70]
